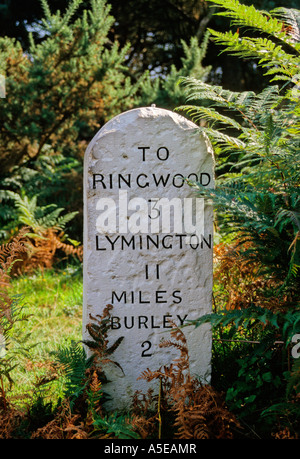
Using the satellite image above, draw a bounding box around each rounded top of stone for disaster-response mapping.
[107,105,196,125]
[91,106,199,143]
[84,106,214,168]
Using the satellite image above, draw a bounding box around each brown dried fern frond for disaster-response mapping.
[132,388,156,415]
[0,227,29,276]
[131,388,162,439]
[136,324,241,439]
[54,231,83,260]
[14,228,83,274]
[84,305,118,356]
[213,241,291,312]
[130,414,157,439]
[138,367,167,383]
[0,227,29,330]
[89,369,101,394]
[159,324,190,373]
[272,426,299,439]
[173,384,240,439]
[83,305,124,375]
[31,399,89,439]
[0,404,26,439]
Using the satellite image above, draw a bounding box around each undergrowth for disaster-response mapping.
[1,1,300,440]
[0,229,299,438]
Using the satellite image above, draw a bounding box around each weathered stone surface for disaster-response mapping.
[83,106,214,409]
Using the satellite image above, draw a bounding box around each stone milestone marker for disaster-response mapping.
[83,106,214,409]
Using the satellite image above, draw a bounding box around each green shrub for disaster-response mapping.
[177,0,300,438]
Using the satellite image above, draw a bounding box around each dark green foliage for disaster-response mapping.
[0,0,212,244]
[178,2,300,296]
[0,230,34,404]
[91,412,140,439]
[3,0,299,93]
[5,191,78,236]
[205,307,300,437]
[192,307,300,345]
[53,341,94,410]
[177,0,300,438]
[25,396,56,434]
[0,0,153,243]
[139,32,212,109]
[225,341,286,436]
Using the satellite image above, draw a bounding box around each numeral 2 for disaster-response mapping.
[141,340,152,357]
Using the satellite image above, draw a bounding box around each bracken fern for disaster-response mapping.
[177,1,300,299]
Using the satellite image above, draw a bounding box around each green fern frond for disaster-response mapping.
[179,77,247,108]
[39,0,52,22]
[202,127,246,151]
[207,1,300,86]
[208,29,297,79]
[52,342,94,405]
[249,86,280,114]
[190,305,280,331]
[178,104,243,130]
[272,7,300,43]
[275,208,300,232]
[6,191,78,234]
[92,412,140,439]
[209,0,285,37]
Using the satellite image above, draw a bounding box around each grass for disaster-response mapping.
[4,264,83,408]
[2,262,299,439]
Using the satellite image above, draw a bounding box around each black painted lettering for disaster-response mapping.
[200,172,211,186]
[190,234,199,249]
[111,291,127,303]
[148,198,160,219]
[152,174,170,187]
[162,235,172,249]
[121,235,135,250]
[157,146,169,161]
[139,291,150,304]
[136,173,149,188]
[138,235,143,250]
[124,316,134,329]
[172,290,182,304]
[163,314,173,328]
[138,316,148,328]
[106,235,120,250]
[187,173,198,182]
[145,264,160,279]
[177,314,188,326]
[118,174,131,188]
[95,235,106,251]
[151,316,160,328]
[175,234,186,249]
[201,234,212,249]
[93,173,106,189]
[155,290,167,303]
[141,340,152,357]
[146,235,159,249]
[111,316,121,329]
[94,234,212,251]
[138,146,150,161]
[172,173,185,188]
